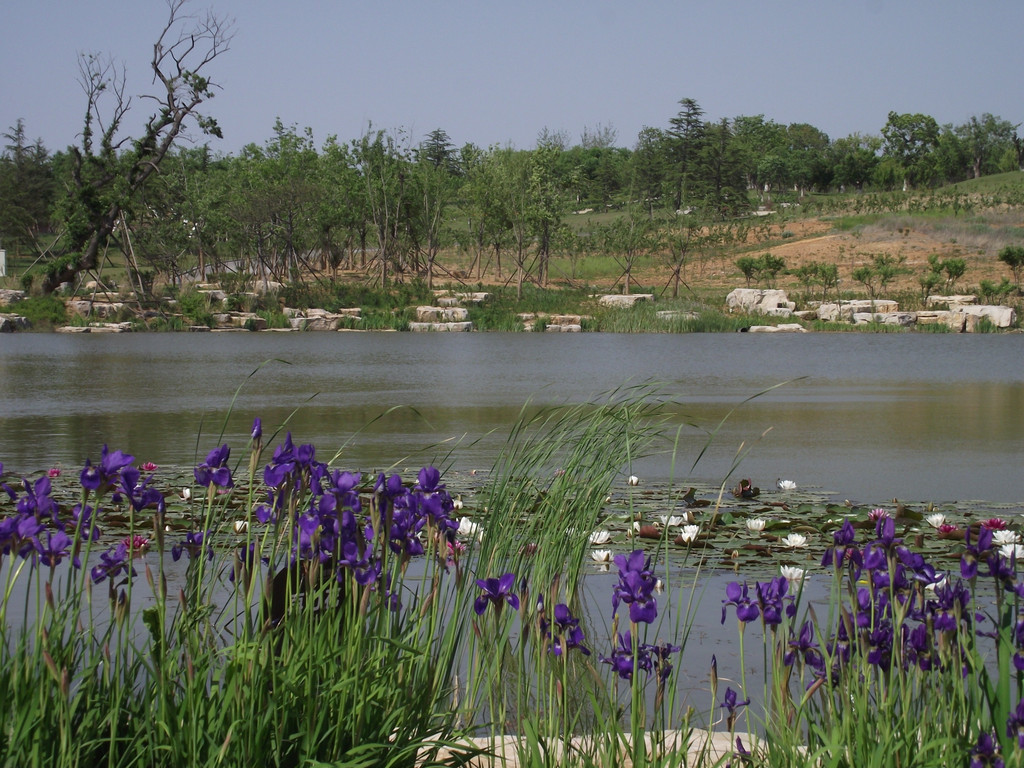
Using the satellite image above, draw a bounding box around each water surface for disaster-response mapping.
[0,331,1021,505]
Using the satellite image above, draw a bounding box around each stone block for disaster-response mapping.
[408,321,473,332]
[927,294,977,307]
[955,304,1016,328]
[725,289,795,315]
[598,294,653,308]
[0,289,25,307]
[744,323,807,333]
[916,311,965,331]
[0,314,30,332]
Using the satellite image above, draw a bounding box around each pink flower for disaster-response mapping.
[47,466,61,478]
[937,523,960,535]
[868,508,889,522]
[140,461,158,472]
[981,518,1009,531]
[121,535,150,557]
[447,540,466,564]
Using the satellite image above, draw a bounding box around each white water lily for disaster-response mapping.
[452,495,464,510]
[658,515,686,528]
[457,517,484,541]
[777,479,797,491]
[679,524,700,543]
[746,517,766,533]
[591,549,613,563]
[924,575,948,593]
[992,529,1020,546]
[626,475,640,486]
[1000,543,1024,560]
[781,532,808,549]
[925,513,946,529]
[232,520,249,534]
[180,487,192,501]
[780,565,806,583]
[589,530,612,545]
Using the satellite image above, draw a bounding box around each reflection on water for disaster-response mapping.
[0,332,1021,504]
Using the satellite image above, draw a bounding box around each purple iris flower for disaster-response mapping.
[194,444,233,489]
[337,540,378,586]
[113,466,165,513]
[70,504,101,542]
[961,526,994,579]
[903,623,934,671]
[600,631,650,680]
[90,541,134,583]
[415,466,444,493]
[37,530,77,568]
[612,549,659,625]
[647,639,681,682]
[171,530,214,562]
[1,513,44,558]
[251,418,262,442]
[543,603,590,657]
[722,581,760,624]
[755,576,794,628]
[1007,699,1024,749]
[917,577,971,635]
[80,445,135,494]
[821,520,863,575]
[784,620,822,670]
[16,476,58,522]
[969,731,1004,768]
[474,573,520,616]
[0,462,14,500]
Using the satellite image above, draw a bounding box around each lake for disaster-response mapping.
[0,331,1021,506]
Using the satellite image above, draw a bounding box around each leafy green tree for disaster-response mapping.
[40,0,232,294]
[353,127,415,288]
[731,115,787,196]
[662,214,698,298]
[785,123,831,195]
[854,253,907,298]
[599,206,659,295]
[409,143,457,289]
[757,253,786,288]
[926,253,967,294]
[979,277,1015,303]
[932,127,970,184]
[487,147,534,298]
[997,245,1024,288]
[419,128,458,174]
[699,118,747,216]
[881,111,940,189]
[261,121,323,279]
[580,122,618,150]
[793,261,839,303]
[0,120,55,256]
[667,98,706,211]
[130,144,227,288]
[736,256,759,287]
[955,114,1017,179]
[630,127,669,216]
[528,139,566,287]
[830,133,881,192]
[318,137,369,275]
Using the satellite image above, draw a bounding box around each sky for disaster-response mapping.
[3,0,1023,157]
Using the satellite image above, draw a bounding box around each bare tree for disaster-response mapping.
[41,0,232,294]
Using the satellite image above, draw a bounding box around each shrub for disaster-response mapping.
[10,295,67,328]
[175,290,215,327]
[998,244,1024,287]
